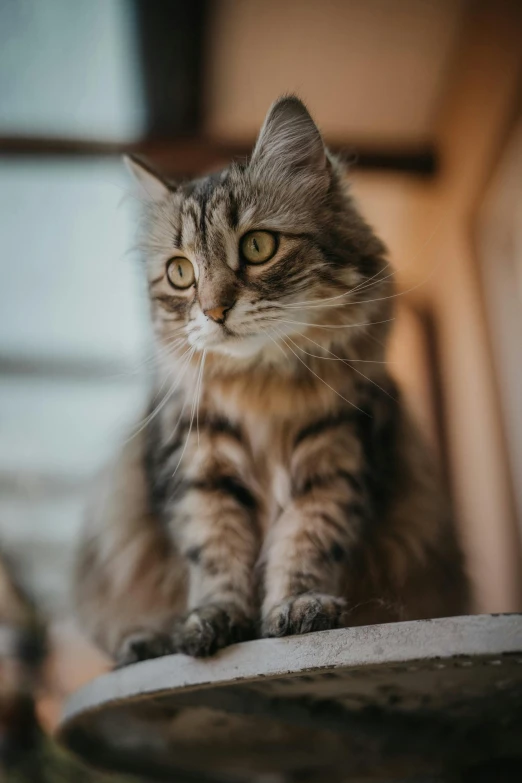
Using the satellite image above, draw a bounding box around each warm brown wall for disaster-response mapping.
[479,121,522,547]
[420,0,522,612]
[355,1,522,612]
[205,0,466,145]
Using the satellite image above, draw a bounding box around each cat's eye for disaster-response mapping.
[166,257,195,289]
[240,230,277,264]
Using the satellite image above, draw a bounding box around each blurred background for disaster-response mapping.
[0,0,521,744]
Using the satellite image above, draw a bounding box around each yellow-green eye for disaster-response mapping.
[166,257,195,289]
[240,230,277,264]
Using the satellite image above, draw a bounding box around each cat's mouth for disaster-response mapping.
[186,308,299,359]
[219,324,237,339]
[189,314,252,344]
[190,324,272,358]
[209,333,272,358]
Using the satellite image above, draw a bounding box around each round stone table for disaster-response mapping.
[59,615,522,782]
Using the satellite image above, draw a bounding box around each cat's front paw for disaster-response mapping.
[262,593,347,638]
[115,630,174,668]
[171,604,254,657]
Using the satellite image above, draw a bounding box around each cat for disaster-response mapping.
[75,96,468,666]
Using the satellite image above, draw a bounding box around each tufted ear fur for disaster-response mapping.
[123,154,170,202]
[250,95,328,178]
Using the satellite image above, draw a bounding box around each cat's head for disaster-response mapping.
[127,96,391,367]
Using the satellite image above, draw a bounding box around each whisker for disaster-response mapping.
[123,345,195,444]
[264,316,395,330]
[282,213,445,311]
[282,335,391,364]
[267,326,368,416]
[145,337,188,379]
[286,332,396,401]
[196,349,206,447]
[105,334,188,382]
[281,263,393,309]
[150,343,186,402]
[277,268,396,311]
[172,350,204,478]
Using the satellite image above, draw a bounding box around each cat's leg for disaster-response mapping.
[164,418,260,656]
[261,413,366,637]
[75,434,187,666]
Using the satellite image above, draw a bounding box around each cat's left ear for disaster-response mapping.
[123,154,170,202]
[250,95,328,177]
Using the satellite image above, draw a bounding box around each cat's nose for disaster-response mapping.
[204,304,233,324]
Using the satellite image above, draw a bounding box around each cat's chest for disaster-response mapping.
[212,403,297,528]
[243,413,292,529]
[206,369,359,527]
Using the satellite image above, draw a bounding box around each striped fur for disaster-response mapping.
[75,97,468,663]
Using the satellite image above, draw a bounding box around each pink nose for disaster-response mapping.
[204,305,231,324]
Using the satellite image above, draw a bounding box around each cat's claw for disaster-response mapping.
[171,604,254,657]
[115,630,175,668]
[262,593,347,638]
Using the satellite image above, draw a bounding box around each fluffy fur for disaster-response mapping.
[75,96,468,664]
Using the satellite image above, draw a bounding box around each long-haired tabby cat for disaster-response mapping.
[76,96,468,665]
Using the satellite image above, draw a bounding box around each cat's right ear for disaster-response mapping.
[251,95,328,177]
[123,154,170,202]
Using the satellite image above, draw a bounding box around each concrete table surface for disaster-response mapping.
[59,614,522,782]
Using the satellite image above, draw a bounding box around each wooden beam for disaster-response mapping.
[0,135,437,177]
